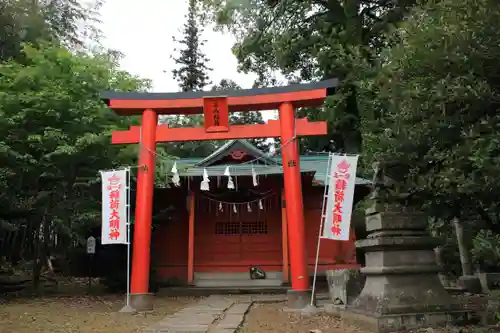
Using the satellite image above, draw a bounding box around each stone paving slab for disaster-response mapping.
[227,295,253,303]
[159,315,216,322]
[216,314,246,330]
[183,300,226,306]
[144,295,235,333]
[210,302,252,332]
[250,294,287,302]
[146,325,210,333]
[226,303,251,315]
[150,328,208,333]
[195,302,233,311]
[168,311,219,317]
[176,307,224,314]
[210,329,235,333]
[196,300,232,306]
[144,295,260,333]
[198,296,234,305]
[180,307,226,313]
[159,317,215,326]
[162,324,210,329]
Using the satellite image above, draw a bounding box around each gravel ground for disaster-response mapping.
[1,292,497,333]
[238,302,499,333]
[238,302,368,333]
[0,295,196,333]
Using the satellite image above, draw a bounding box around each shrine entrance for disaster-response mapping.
[194,190,281,272]
[102,79,338,310]
[182,140,285,277]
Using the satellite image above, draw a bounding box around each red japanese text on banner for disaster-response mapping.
[101,170,128,244]
[322,155,359,241]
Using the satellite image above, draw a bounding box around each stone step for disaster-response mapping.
[194,278,283,288]
[158,286,290,297]
[194,271,283,280]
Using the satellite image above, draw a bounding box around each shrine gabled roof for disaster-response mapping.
[195,140,278,167]
[175,153,371,186]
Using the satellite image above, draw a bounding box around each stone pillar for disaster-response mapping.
[344,204,468,332]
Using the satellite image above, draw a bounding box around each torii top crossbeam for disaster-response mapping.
[103,79,337,144]
[101,78,338,115]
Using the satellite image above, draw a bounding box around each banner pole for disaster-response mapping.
[310,153,333,306]
[126,167,131,308]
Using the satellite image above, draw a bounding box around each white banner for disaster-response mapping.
[322,154,359,241]
[101,169,128,244]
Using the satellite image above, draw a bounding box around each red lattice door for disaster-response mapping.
[194,195,282,272]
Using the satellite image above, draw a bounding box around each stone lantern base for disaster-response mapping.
[342,204,472,332]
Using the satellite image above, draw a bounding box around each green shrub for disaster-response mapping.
[472,230,500,272]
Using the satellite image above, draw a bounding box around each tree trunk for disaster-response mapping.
[32,224,42,292]
[33,203,50,294]
[343,85,363,154]
[453,217,472,276]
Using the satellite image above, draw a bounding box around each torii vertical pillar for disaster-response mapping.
[279,102,310,308]
[129,109,157,311]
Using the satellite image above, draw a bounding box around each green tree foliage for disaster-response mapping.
[0,0,103,61]
[159,112,220,159]
[201,0,419,154]
[159,0,218,159]
[212,78,239,91]
[212,79,270,152]
[172,0,212,92]
[0,43,148,282]
[363,0,500,270]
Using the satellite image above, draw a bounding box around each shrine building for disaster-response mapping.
[103,79,369,310]
[151,139,371,287]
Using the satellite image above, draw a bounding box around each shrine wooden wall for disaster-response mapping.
[153,205,190,283]
[153,185,359,285]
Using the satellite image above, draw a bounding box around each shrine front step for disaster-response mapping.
[157,286,289,297]
[194,271,283,280]
[194,279,283,288]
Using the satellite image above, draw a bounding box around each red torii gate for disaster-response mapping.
[102,79,337,310]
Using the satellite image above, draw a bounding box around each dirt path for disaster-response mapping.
[0,295,196,333]
[238,302,368,333]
